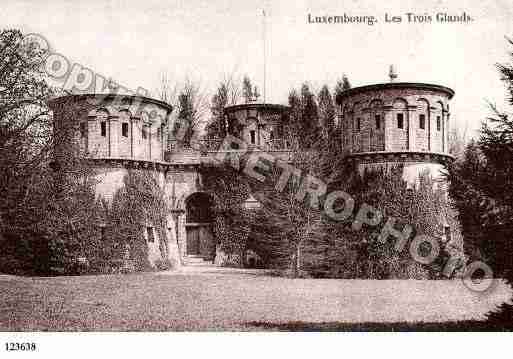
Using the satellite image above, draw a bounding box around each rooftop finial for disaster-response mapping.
[389,64,398,82]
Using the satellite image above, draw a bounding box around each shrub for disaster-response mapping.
[153,258,173,271]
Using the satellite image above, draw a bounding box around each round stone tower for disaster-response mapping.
[49,93,174,200]
[223,102,290,150]
[335,81,454,183]
[49,94,181,268]
[50,93,172,162]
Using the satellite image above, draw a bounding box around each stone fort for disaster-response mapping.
[49,78,454,269]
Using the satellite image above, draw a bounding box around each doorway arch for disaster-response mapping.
[185,192,215,259]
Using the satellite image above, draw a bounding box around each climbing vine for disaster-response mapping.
[200,163,253,266]
[102,169,170,272]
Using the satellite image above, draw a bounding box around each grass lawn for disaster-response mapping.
[0,270,512,331]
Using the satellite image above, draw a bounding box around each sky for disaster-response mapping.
[4,0,513,137]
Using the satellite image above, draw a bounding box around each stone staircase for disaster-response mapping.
[183,255,214,267]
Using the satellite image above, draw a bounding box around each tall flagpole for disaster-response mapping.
[262,9,266,103]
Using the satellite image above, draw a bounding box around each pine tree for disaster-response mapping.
[317,85,336,137]
[286,84,321,149]
[342,74,352,91]
[242,75,253,103]
[206,83,229,139]
[449,38,513,280]
[176,92,194,147]
[334,74,352,99]
[205,75,241,140]
[173,80,208,148]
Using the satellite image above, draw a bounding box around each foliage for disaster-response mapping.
[40,167,171,275]
[249,164,324,276]
[105,170,169,272]
[246,122,343,276]
[0,166,56,275]
[317,85,336,137]
[153,258,173,271]
[334,74,352,99]
[448,38,513,281]
[173,79,209,148]
[242,75,259,103]
[288,84,321,149]
[449,134,513,277]
[205,74,241,139]
[338,167,462,279]
[200,163,252,267]
[201,74,461,279]
[0,29,54,274]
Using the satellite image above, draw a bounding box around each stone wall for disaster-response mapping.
[62,159,209,269]
[91,164,180,268]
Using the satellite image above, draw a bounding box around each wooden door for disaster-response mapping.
[186,227,200,255]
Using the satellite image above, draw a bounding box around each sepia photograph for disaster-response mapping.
[1,0,512,357]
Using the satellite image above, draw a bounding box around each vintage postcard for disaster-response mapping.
[0,0,512,357]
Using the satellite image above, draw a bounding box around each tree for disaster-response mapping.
[334,74,352,99]
[42,163,102,274]
[448,38,513,280]
[174,79,208,147]
[0,29,52,220]
[318,166,462,279]
[317,84,335,137]
[0,29,55,273]
[249,155,325,277]
[448,125,469,160]
[447,142,493,261]
[200,164,252,267]
[155,74,208,149]
[247,101,344,277]
[155,71,179,107]
[242,75,259,103]
[285,83,321,149]
[205,73,241,139]
[203,82,345,276]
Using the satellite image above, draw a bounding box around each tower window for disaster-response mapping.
[437,116,441,131]
[142,127,147,139]
[375,115,381,130]
[250,130,256,144]
[146,227,154,243]
[397,113,404,129]
[122,122,128,137]
[269,130,274,140]
[100,121,107,137]
[419,114,426,130]
[80,122,87,138]
[100,226,106,241]
[356,118,361,131]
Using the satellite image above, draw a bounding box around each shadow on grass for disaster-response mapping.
[247,303,513,332]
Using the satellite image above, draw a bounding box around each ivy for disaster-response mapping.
[200,163,253,266]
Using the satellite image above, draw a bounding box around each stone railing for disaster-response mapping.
[164,138,293,165]
[167,138,291,153]
[264,139,289,151]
